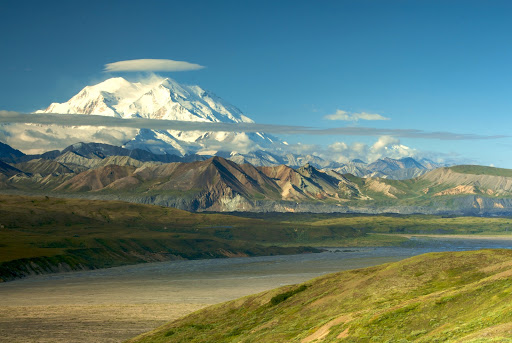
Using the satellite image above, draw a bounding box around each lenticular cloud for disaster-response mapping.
[104,59,205,72]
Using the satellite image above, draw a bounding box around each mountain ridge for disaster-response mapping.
[0,140,441,179]
[0,140,511,215]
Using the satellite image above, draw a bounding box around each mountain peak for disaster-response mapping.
[351,159,366,164]
[34,76,279,156]
[297,163,318,176]
[97,76,129,86]
[37,76,252,123]
[0,141,25,163]
[210,155,226,163]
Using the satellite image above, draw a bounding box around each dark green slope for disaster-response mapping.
[128,249,512,343]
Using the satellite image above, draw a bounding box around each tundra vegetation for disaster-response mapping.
[1,194,511,281]
[128,249,512,343]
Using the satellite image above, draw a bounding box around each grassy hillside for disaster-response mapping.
[128,249,512,343]
[230,212,512,237]
[450,165,512,178]
[307,214,512,236]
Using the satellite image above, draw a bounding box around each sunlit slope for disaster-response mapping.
[128,249,512,343]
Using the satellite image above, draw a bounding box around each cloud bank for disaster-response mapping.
[104,59,205,72]
[0,123,137,155]
[324,109,390,121]
[288,136,466,165]
[0,111,506,141]
[0,112,484,164]
[327,136,413,162]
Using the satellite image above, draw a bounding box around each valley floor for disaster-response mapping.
[2,237,512,342]
[0,304,205,343]
[0,254,329,342]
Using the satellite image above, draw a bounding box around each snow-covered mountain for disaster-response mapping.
[32,76,445,177]
[36,76,280,156]
[38,76,253,123]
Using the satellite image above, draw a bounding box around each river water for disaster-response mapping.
[1,236,512,342]
[3,237,512,305]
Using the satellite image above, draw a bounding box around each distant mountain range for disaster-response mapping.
[0,139,443,180]
[30,76,446,177]
[330,156,444,180]
[1,141,511,215]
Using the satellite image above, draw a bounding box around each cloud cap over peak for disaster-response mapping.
[324,109,390,121]
[104,59,205,72]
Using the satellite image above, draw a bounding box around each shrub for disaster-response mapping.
[270,285,308,306]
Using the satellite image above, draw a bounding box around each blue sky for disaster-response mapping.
[1,0,511,167]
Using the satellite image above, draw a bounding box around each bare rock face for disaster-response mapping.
[434,185,478,196]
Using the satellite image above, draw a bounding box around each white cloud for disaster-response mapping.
[367,135,417,161]
[323,136,418,163]
[326,141,368,163]
[0,123,137,154]
[104,59,205,72]
[324,109,390,121]
[289,137,461,165]
[351,142,367,155]
[0,121,455,165]
[370,135,400,152]
[328,141,348,152]
[198,132,258,155]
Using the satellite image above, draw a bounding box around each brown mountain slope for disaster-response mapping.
[258,164,349,200]
[132,157,279,196]
[55,165,137,192]
[2,156,512,213]
[48,157,284,211]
